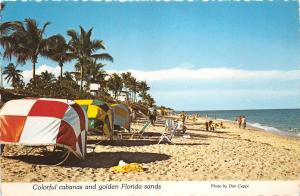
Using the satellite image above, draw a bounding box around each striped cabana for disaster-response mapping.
[0,98,88,160]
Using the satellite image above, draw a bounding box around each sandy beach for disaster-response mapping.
[1,116,300,182]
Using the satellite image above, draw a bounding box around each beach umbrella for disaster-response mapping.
[74,99,113,137]
[110,104,130,130]
[0,98,88,160]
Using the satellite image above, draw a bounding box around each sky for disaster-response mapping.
[1,1,300,110]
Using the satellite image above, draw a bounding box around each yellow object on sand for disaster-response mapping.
[110,163,144,173]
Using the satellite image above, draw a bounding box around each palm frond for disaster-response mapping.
[91,40,106,50]
[67,29,79,41]
[41,21,51,35]
[0,21,23,35]
[91,53,113,62]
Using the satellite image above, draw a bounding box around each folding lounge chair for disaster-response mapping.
[158,119,178,144]
[114,121,151,139]
[130,121,151,139]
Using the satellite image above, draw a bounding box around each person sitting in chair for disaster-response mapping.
[208,120,215,132]
[177,121,187,134]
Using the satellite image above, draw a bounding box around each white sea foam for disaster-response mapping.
[217,118,300,137]
[218,118,283,132]
[246,122,299,137]
[216,118,234,123]
[248,122,282,133]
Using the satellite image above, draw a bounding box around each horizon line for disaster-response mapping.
[174,108,300,112]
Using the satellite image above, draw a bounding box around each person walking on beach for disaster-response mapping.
[241,116,246,129]
[149,105,157,126]
[181,111,187,124]
[208,120,214,132]
[205,121,209,131]
[237,116,242,128]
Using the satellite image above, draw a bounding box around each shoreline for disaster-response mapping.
[177,108,300,137]
[175,114,300,141]
[215,118,300,139]
[173,113,300,140]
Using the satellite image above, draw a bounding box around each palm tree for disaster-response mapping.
[88,60,108,93]
[138,81,150,98]
[40,70,55,84]
[0,18,61,83]
[76,58,106,85]
[121,72,132,101]
[142,93,155,107]
[128,77,138,102]
[67,26,113,91]
[47,35,74,79]
[107,73,123,99]
[3,63,24,89]
[62,72,80,90]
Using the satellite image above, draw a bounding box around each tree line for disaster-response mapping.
[0,14,155,107]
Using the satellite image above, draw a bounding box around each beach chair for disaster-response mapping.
[158,119,178,144]
[130,121,151,139]
[114,121,151,139]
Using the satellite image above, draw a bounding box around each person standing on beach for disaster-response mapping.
[149,105,157,126]
[130,109,136,123]
[208,120,214,132]
[192,114,196,122]
[181,111,187,124]
[238,116,242,128]
[241,116,246,129]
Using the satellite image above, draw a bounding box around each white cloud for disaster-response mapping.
[3,64,61,87]
[107,67,300,82]
[21,64,61,83]
[12,65,300,85]
[153,89,299,97]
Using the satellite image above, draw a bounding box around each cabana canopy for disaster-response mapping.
[0,98,88,159]
[111,104,130,130]
[74,99,113,137]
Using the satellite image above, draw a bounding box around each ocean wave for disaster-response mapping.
[289,128,300,133]
[216,118,234,123]
[248,122,282,133]
[216,118,300,137]
[247,122,300,137]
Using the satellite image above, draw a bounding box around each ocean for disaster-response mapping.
[185,109,300,137]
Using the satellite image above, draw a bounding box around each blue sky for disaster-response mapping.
[2,1,300,110]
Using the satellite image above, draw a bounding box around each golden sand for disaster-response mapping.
[1,116,299,182]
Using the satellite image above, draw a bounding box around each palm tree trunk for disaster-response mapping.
[80,65,83,92]
[32,61,36,86]
[59,62,63,79]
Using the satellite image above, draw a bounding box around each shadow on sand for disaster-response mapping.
[4,151,171,168]
[87,139,158,146]
[184,132,227,139]
[158,142,210,146]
